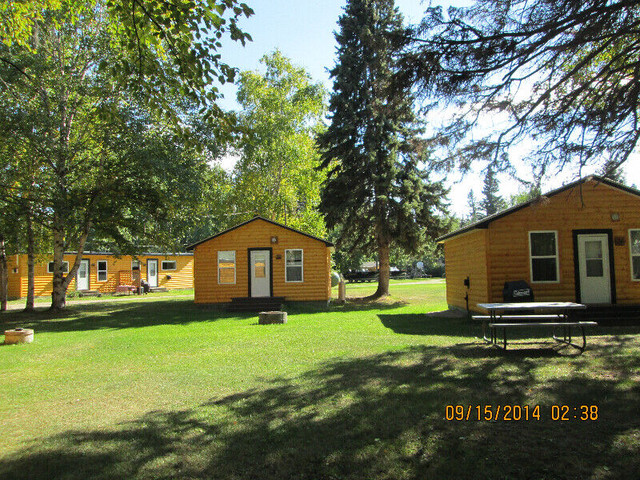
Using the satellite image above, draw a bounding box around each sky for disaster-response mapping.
[214,0,639,217]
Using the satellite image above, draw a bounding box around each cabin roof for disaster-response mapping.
[186,216,334,250]
[437,175,640,242]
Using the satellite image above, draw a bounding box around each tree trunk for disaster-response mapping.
[50,225,67,311]
[0,234,7,312]
[371,240,390,299]
[50,221,91,311]
[25,212,35,312]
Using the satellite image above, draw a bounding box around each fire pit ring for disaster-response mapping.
[4,328,34,345]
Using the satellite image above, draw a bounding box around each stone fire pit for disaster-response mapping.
[258,311,287,325]
[4,328,34,345]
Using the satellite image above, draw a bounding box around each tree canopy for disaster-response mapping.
[0,1,252,309]
[0,0,253,128]
[232,50,327,237]
[404,0,640,175]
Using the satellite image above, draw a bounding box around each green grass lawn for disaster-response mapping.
[1,282,639,479]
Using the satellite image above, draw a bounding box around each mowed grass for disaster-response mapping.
[0,281,639,479]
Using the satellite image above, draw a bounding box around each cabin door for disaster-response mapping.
[147,259,158,288]
[249,249,271,297]
[77,259,90,291]
[577,234,612,304]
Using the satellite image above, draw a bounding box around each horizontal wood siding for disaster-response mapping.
[7,255,22,299]
[487,180,640,305]
[444,229,489,311]
[194,219,331,303]
[7,253,193,298]
[144,255,194,290]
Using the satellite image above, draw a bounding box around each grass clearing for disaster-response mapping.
[1,282,639,479]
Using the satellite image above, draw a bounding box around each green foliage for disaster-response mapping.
[231,50,328,237]
[507,189,540,208]
[480,165,506,216]
[0,0,253,129]
[317,0,448,289]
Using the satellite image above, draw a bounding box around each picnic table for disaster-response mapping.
[115,285,138,295]
[475,302,596,351]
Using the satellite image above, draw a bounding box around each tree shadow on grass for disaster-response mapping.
[285,299,409,316]
[1,338,639,480]
[379,312,477,338]
[2,298,409,335]
[0,299,255,334]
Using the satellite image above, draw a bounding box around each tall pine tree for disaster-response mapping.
[317,0,447,298]
[480,165,507,217]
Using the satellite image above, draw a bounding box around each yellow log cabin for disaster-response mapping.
[6,252,193,299]
[187,216,333,304]
[438,176,640,312]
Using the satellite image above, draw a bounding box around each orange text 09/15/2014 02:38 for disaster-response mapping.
[445,405,599,422]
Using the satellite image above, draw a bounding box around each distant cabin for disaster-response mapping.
[6,252,193,299]
[187,216,333,304]
[438,176,640,312]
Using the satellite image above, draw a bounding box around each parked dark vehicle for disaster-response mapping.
[344,271,378,283]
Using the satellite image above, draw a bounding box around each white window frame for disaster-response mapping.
[97,260,108,282]
[47,261,69,274]
[218,251,236,285]
[285,249,304,283]
[131,259,141,270]
[161,260,177,271]
[629,229,640,281]
[528,231,560,284]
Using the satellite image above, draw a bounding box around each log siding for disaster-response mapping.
[192,217,332,304]
[6,253,193,299]
[441,177,640,311]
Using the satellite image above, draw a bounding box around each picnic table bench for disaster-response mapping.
[475,302,597,351]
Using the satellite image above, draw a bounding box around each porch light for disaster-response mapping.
[611,212,620,221]
[271,236,278,244]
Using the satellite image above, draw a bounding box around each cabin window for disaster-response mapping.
[218,251,236,284]
[97,260,108,282]
[529,231,559,283]
[629,230,640,280]
[161,260,177,271]
[47,261,69,274]
[131,260,140,270]
[285,249,303,282]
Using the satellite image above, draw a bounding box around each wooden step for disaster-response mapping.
[77,290,102,297]
[227,297,285,312]
[149,287,168,293]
